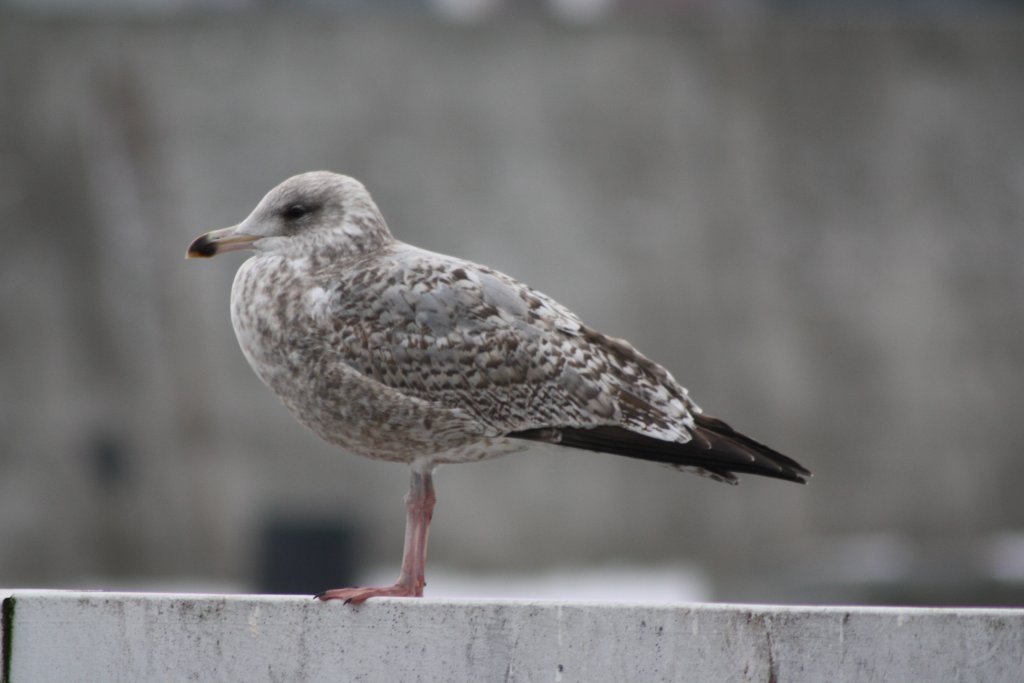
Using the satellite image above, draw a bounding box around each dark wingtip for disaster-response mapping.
[186,234,217,258]
[693,413,811,484]
[511,419,811,486]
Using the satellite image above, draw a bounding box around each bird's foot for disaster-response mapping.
[315,582,423,605]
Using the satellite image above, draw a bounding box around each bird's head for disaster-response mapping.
[186,171,391,259]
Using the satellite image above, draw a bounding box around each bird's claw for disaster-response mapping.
[315,583,422,605]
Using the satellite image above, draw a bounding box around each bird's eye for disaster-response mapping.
[282,204,308,220]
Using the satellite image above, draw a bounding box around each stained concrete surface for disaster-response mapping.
[3,590,1024,682]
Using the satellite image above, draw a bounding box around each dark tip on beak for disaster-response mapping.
[187,234,218,258]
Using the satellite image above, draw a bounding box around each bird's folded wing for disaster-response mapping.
[316,245,700,442]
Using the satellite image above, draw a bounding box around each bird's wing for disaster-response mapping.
[317,244,699,442]
[313,244,809,484]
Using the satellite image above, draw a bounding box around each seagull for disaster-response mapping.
[187,171,809,604]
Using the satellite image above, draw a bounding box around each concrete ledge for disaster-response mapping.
[3,590,1023,682]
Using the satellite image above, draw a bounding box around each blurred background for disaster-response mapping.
[1,0,1023,607]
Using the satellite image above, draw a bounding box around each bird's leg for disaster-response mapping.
[317,465,436,604]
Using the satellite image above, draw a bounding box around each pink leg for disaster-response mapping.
[317,466,436,604]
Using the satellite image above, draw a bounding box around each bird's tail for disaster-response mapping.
[510,413,810,485]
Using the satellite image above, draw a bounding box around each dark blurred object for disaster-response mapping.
[89,433,132,493]
[257,516,359,595]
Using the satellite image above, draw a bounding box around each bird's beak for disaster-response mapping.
[186,225,260,258]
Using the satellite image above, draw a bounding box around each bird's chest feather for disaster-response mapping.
[227,255,485,460]
[230,256,354,399]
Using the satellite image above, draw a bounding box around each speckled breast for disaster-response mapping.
[227,254,512,464]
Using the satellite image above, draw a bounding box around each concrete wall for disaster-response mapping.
[4,591,1024,682]
[1,14,1024,602]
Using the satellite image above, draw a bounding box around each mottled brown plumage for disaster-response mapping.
[187,171,809,602]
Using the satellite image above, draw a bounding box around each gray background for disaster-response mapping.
[1,8,1023,605]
